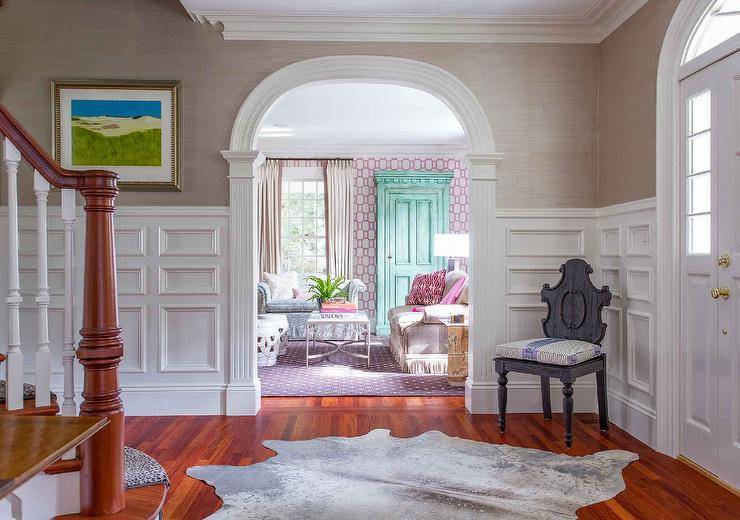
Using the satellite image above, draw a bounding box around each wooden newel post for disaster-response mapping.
[76,171,125,516]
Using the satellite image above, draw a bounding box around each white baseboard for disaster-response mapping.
[121,384,229,415]
[465,379,598,414]
[608,389,657,447]
[225,381,262,415]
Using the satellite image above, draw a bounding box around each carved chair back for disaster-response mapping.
[541,259,612,345]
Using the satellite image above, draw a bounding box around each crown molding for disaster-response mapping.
[186,0,649,44]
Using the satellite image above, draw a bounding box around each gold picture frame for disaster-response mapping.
[52,79,181,191]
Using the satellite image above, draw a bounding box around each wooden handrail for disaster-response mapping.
[0,102,126,515]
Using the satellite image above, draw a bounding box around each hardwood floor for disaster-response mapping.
[125,397,740,519]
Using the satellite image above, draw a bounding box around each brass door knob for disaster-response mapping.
[712,286,731,300]
[718,253,731,268]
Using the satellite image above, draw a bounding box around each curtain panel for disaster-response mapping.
[324,159,355,278]
[258,159,282,275]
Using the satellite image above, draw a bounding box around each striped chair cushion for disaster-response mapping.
[495,338,602,366]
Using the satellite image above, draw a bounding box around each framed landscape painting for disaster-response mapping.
[52,79,181,190]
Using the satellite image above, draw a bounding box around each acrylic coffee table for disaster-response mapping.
[305,311,371,368]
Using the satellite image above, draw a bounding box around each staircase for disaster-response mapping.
[0,104,167,518]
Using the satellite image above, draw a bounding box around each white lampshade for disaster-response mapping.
[433,234,469,258]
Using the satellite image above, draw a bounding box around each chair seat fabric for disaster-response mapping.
[495,338,602,366]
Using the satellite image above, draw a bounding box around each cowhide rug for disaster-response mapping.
[187,429,637,519]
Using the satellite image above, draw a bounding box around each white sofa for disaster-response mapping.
[387,270,468,374]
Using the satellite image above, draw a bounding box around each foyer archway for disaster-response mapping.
[222,55,503,415]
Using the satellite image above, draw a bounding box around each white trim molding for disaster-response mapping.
[186,1,648,44]
[655,0,723,457]
[229,56,496,155]
[224,55,499,416]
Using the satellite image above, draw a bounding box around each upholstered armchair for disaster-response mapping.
[258,277,367,339]
[387,270,468,374]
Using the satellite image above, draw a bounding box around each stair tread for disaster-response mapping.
[55,484,168,520]
[0,397,59,416]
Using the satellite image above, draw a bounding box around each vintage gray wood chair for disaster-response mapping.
[494,258,612,447]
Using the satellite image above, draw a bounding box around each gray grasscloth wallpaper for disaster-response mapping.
[0,0,599,207]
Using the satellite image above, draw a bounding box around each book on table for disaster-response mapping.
[320,301,357,314]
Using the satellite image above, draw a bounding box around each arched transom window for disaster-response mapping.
[684,0,740,63]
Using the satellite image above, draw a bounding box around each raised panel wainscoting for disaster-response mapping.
[2,199,658,448]
[0,206,229,416]
[596,198,657,447]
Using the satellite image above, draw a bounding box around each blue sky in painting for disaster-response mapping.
[71,99,161,118]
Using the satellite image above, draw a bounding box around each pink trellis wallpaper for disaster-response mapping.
[352,157,469,320]
[277,158,470,320]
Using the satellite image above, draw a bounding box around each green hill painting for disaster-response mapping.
[71,99,162,166]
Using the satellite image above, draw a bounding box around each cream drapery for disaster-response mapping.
[258,159,282,275]
[324,159,354,278]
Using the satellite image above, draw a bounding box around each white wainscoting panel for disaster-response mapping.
[119,306,146,374]
[158,227,220,257]
[159,304,220,373]
[482,210,599,414]
[627,224,652,257]
[603,306,623,381]
[597,198,657,447]
[117,268,147,296]
[626,310,653,396]
[601,227,621,257]
[506,267,561,295]
[506,228,585,257]
[159,267,220,295]
[506,304,548,342]
[0,206,231,414]
[2,200,663,438]
[114,227,147,257]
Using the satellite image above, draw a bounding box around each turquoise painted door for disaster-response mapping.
[375,171,452,335]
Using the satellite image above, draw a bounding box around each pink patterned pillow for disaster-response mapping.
[406,270,447,306]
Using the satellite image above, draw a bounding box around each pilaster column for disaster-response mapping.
[465,152,504,414]
[222,150,262,415]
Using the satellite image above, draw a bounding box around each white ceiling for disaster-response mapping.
[254,83,467,156]
[181,0,649,43]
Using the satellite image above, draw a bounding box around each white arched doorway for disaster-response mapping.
[221,55,503,415]
[656,0,740,457]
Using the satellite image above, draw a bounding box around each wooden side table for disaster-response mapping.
[443,320,468,387]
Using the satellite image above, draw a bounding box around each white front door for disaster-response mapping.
[680,49,740,489]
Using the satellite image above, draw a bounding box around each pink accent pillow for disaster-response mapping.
[405,270,447,306]
[439,275,468,304]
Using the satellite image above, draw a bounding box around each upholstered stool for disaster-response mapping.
[258,313,289,355]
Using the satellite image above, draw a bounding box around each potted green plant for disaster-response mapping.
[306,274,347,307]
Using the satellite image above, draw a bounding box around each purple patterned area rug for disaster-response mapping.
[259,337,464,397]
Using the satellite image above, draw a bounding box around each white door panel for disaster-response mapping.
[716,52,740,489]
[680,49,740,489]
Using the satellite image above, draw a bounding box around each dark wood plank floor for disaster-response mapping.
[125,397,740,519]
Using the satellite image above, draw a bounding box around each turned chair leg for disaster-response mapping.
[596,357,609,431]
[540,375,552,420]
[561,378,574,447]
[497,369,508,433]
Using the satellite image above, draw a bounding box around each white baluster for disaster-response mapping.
[61,189,77,415]
[34,170,51,408]
[3,138,23,410]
